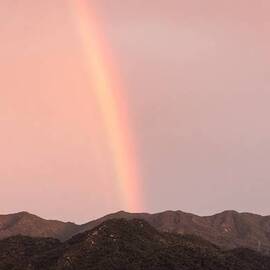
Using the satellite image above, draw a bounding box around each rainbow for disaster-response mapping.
[68,0,143,211]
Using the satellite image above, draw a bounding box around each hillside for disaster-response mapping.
[0,212,77,241]
[1,210,270,253]
[1,219,270,270]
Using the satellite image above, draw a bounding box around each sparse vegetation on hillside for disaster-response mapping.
[0,219,270,270]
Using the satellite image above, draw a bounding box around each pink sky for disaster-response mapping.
[0,0,270,223]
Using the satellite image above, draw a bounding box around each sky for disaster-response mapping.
[0,0,270,223]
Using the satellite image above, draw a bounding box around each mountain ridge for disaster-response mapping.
[1,209,270,253]
[1,218,270,270]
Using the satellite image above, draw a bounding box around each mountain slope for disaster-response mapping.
[1,210,270,253]
[81,210,270,253]
[1,219,270,270]
[0,212,77,241]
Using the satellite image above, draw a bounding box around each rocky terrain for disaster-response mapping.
[1,218,270,270]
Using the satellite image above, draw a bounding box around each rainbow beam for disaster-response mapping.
[68,0,143,211]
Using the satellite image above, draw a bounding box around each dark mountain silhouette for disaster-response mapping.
[1,219,270,270]
[1,210,270,254]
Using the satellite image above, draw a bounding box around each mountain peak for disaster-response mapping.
[13,211,31,216]
[1,218,270,270]
[1,210,270,253]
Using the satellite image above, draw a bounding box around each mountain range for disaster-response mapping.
[1,218,270,270]
[1,210,270,254]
